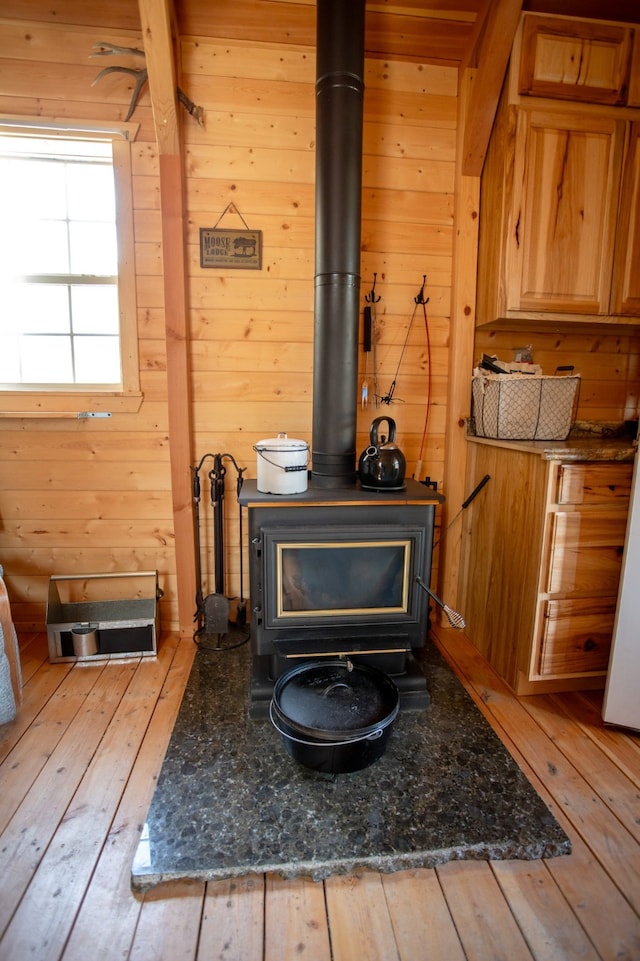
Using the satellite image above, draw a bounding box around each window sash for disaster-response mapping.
[0,118,142,415]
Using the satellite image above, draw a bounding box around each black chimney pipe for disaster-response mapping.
[311,0,365,488]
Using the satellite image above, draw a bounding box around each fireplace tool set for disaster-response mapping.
[191,452,249,650]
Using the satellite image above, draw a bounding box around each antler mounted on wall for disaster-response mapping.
[91,42,204,126]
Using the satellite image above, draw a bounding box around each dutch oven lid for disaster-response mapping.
[273,660,399,737]
[255,431,308,451]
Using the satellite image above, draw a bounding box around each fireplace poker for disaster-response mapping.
[195,454,231,636]
[431,473,491,550]
[192,452,228,632]
[229,454,247,628]
[414,576,466,630]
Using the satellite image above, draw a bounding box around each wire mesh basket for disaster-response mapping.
[471,374,580,441]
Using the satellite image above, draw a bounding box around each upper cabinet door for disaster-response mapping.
[611,122,640,315]
[629,32,640,106]
[508,108,625,316]
[518,15,633,106]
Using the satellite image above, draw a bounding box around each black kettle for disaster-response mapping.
[358,416,406,490]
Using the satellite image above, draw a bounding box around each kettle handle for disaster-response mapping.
[369,415,396,446]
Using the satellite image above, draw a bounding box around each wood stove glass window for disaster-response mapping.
[276,540,410,618]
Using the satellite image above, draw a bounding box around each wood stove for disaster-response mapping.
[239,479,444,717]
[237,0,444,719]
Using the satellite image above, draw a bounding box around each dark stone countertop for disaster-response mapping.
[467,421,638,462]
[131,638,570,891]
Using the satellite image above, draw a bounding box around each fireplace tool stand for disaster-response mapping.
[192,452,249,652]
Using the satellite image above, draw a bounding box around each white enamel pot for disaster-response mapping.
[253,432,309,494]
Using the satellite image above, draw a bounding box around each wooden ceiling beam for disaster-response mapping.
[461,0,523,177]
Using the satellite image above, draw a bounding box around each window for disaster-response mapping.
[0,120,142,414]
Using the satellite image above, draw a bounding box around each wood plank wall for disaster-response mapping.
[0,0,638,633]
[0,9,178,629]
[475,327,640,422]
[179,34,459,604]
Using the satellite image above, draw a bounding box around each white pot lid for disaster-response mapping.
[255,432,308,450]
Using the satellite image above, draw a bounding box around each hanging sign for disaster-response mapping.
[199,204,262,269]
[199,227,262,269]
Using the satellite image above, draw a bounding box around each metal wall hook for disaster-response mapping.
[414,275,430,306]
[365,272,381,303]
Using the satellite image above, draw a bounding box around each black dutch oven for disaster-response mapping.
[270,659,399,774]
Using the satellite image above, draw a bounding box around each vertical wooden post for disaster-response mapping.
[440,2,521,611]
[138,0,196,636]
[440,69,481,613]
[158,153,197,637]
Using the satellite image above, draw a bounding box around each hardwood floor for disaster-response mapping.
[1,625,639,961]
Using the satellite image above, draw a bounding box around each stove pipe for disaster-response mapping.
[311,0,365,488]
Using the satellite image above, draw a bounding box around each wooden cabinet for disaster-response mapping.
[460,442,632,694]
[509,107,622,318]
[518,15,634,106]
[476,13,640,327]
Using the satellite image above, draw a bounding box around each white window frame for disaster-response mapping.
[0,117,143,416]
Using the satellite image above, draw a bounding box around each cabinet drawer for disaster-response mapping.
[556,463,633,505]
[539,599,614,675]
[548,511,627,595]
[519,15,633,105]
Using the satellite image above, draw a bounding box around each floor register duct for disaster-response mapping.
[131,639,570,891]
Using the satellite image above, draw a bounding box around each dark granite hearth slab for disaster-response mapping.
[131,638,571,891]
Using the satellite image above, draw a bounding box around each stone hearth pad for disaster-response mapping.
[131,638,570,891]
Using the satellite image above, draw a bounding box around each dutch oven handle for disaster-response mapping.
[322,681,351,697]
[269,702,384,746]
